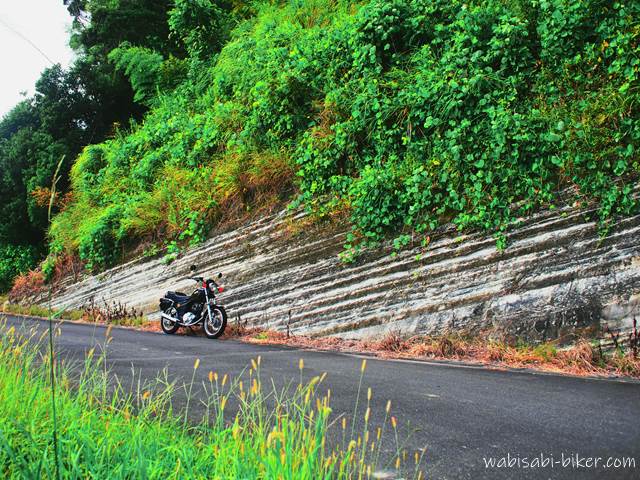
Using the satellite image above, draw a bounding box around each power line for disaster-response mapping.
[0,15,55,65]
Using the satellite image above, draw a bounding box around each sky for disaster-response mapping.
[0,0,75,118]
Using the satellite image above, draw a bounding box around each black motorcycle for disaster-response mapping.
[159,265,227,339]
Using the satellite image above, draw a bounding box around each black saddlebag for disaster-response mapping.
[159,297,174,311]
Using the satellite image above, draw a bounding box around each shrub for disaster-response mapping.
[70,144,109,203]
[48,0,640,270]
[0,244,39,293]
[77,206,124,271]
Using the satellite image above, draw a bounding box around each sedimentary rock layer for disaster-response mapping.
[50,201,640,341]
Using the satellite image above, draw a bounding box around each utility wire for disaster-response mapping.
[0,15,55,65]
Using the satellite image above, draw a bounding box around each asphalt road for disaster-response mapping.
[4,315,639,479]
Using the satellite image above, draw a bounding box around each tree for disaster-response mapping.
[168,0,234,60]
[65,0,182,58]
[109,44,169,106]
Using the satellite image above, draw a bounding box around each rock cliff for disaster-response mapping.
[50,199,640,342]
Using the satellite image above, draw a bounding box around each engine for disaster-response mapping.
[181,303,203,325]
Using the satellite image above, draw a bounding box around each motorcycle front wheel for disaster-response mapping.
[203,305,227,339]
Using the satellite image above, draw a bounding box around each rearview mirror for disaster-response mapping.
[190,264,197,272]
[217,272,223,278]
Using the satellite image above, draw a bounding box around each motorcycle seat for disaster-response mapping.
[166,291,189,303]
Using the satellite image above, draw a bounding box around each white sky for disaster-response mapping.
[0,0,75,118]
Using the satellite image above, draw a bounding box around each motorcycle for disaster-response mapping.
[159,265,227,339]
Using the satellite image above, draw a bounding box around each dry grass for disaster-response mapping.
[49,253,85,284]
[375,330,407,353]
[80,297,147,326]
[8,270,45,303]
[221,327,640,379]
[8,254,84,305]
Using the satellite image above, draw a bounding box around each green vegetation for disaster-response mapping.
[0,295,148,326]
[0,323,421,478]
[0,0,182,287]
[2,0,639,282]
[0,245,39,292]
[0,298,61,320]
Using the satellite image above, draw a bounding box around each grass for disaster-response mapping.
[0,301,45,318]
[0,321,425,479]
[0,296,147,327]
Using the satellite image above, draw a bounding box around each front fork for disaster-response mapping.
[204,289,215,324]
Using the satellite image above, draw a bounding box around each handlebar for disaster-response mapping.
[188,276,219,287]
[183,275,224,293]
[187,273,222,282]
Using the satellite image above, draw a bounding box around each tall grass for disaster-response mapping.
[46,155,65,480]
[0,322,424,479]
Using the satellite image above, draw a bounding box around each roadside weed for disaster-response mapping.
[0,322,425,478]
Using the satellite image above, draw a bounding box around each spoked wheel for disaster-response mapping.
[203,305,227,339]
[161,307,180,334]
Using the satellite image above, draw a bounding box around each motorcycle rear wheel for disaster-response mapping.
[203,306,227,339]
[161,308,180,334]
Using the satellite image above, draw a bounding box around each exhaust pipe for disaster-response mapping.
[161,312,200,327]
[161,312,180,324]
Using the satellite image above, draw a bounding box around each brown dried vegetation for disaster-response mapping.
[222,327,640,378]
[81,297,147,326]
[8,270,45,303]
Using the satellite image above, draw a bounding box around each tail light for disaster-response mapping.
[218,286,224,293]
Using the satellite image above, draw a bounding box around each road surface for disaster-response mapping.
[3,315,639,479]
